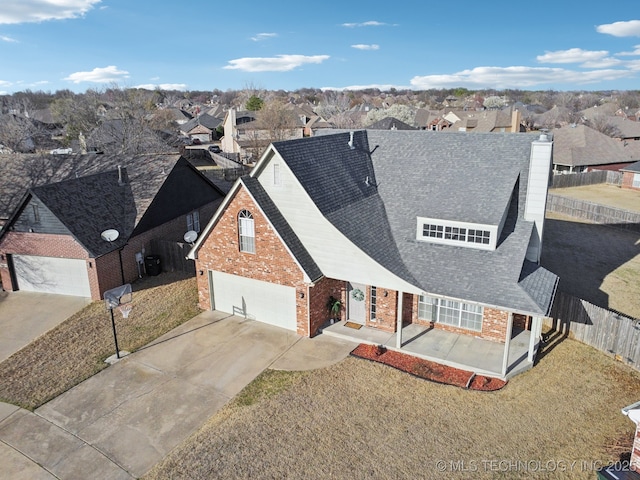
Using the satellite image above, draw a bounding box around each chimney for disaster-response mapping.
[117,165,127,185]
[524,133,553,263]
[348,131,355,149]
[511,109,521,133]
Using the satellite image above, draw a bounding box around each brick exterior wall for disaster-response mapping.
[622,171,640,190]
[0,200,220,301]
[513,313,530,330]
[366,286,397,332]
[194,186,311,336]
[409,295,510,343]
[308,277,344,337]
[632,423,640,472]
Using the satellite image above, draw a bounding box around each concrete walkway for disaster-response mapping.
[0,311,357,479]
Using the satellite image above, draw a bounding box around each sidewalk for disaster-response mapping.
[0,311,357,479]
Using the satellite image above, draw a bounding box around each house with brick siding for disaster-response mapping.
[188,130,559,375]
[621,161,640,190]
[0,154,225,300]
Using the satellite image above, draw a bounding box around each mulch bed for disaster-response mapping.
[350,343,507,391]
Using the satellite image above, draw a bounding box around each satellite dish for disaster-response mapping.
[183,230,198,244]
[101,229,120,242]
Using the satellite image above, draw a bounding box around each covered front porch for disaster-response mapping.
[320,321,538,380]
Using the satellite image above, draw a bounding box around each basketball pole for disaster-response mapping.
[110,307,121,359]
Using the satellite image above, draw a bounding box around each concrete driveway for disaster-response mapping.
[0,311,356,479]
[0,291,90,362]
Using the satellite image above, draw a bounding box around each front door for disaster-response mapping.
[347,282,367,324]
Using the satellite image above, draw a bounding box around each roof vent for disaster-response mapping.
[348,131,355,149]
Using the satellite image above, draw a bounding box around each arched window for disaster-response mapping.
[238,210,255,253]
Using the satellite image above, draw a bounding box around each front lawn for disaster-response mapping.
[145,335,640,479]
[0,272,200,410]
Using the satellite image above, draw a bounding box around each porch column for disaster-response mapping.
[501,312,514,377]
[395,291,403,349]
[528,316,541,362]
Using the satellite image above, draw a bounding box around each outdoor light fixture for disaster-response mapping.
[199,270,204,276]
[299,292,305,299]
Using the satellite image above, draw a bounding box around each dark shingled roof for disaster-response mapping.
[30,169,136,257]
[241,176,322,282]
[274,130,558,316]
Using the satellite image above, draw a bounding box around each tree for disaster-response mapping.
[245,95,264,111]
[255,100,298,142]
[364,104,416,126]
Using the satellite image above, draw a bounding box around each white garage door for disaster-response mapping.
[13,255,91,297]
[209,271,297,331]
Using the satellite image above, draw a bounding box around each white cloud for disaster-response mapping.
[597,20,640,37]
[250,32,277,42]
[135,83,188,91]
[341,21,388,28]
[409,66,634,89]
[64,65,129,84]
[617,44,640,56]
[537,48,609,64]
[223,54,330,72]
[351,44,379,50]
[1,35,18,42]
[0,80,11,87]
[0,0,101,25]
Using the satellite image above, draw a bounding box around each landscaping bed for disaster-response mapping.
[350,343,507,391]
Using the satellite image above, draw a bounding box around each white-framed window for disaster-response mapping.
[187,210,200,232]
[633,173,640,188]
[238,209,255,253]
[273,163,281,186]
[417,217,494,250]
[418,294,483,332]
[370,286,377,322]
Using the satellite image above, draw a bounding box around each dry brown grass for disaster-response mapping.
[0,272,200,410]
[145,335,640,480]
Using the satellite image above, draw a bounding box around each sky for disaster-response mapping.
[1,0,640,95]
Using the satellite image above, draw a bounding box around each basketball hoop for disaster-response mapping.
[117,304,133,318]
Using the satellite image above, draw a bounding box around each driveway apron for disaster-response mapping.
[0,311,306,479]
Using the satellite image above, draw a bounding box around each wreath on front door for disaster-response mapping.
[351,288,365,302]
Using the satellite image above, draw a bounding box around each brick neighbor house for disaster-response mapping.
[188,130,558,375]
[621,160,640,190]
[0,154,225,300]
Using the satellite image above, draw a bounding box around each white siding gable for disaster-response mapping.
[256,152,420,293]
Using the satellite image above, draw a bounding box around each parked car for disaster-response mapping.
[192,138,202,145]
[208,145,221,153]
[50,148,72,155]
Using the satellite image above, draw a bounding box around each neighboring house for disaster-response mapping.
[0,154,226,300]
[366,117,417,131]
[621,402,640,476]
[621,161,640,190]
[602,115,640,141]
[180,113,223,143]
[552,124,640,173]
[188,130,558,376]
[221,108,302,163]
[415,108,522,133]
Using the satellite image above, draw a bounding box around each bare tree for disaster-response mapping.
[587,114,622,137]
[255,100,299,142]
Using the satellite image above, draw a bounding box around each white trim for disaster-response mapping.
[416,216,497,251]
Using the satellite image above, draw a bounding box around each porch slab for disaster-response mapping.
[320,321,536,380]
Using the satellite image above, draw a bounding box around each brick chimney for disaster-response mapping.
[511,109,522,133]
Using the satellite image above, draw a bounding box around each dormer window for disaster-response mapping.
[417,217,495,250]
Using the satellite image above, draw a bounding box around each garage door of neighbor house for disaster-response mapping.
[12,255,91,297]
[209,271,297,331]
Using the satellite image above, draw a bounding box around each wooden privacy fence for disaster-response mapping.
[546,290,640,371]
[546,194,640,233]
[550,170,622,188]
[148,239,195,275]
